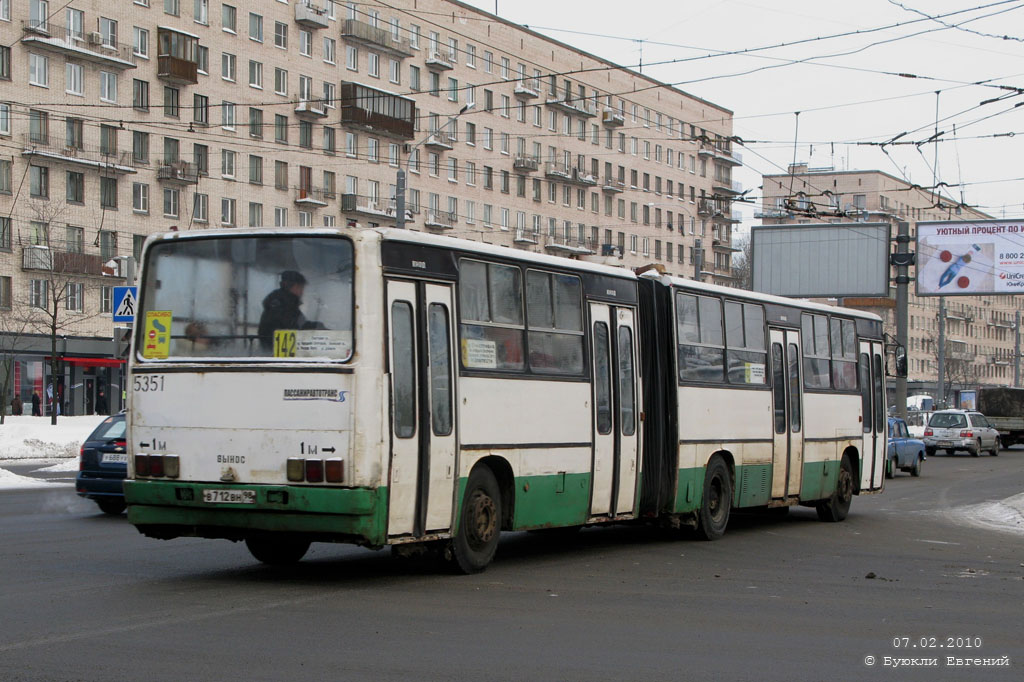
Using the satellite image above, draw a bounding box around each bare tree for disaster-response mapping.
[0,313,34,425]
[18,204,108,424]
[732,232,753,291]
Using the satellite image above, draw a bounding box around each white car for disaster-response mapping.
[922,410,1000,457]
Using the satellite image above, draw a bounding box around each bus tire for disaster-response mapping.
[245,535,310,565]
[816,454,853,522]
[452,466,501,574]
[696,456,731,541]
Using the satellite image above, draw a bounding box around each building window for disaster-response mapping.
[193,193,208,222]
[100,177,117,209]
[100,71,117,102]
[163,187,179,217]
[249,60,262,88]
[133,182,149,213]
[65,62,83,96]
[66,171,84,203]
[248,12,263,42]
[133,79,149,110]
[30,165,49,198]
[30,279,47,309]
[163,86,180,117]
[29,53,48,87]
[274,21,287,49]
[274,68,287,95]
[222,4,236,32]
[249,155,262,184]
[275,114,288,143]
[193,93,208,125]
[221,197,236,226]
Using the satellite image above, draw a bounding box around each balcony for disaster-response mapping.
[22,246,105,276]
[157,28,200,85]
[424,210,456,230]
[295,2,330,30]
[545,95,596,118]
[514,229,538,244]
[339,82,416,139]
[989,316,1016,329]
[21,21,137,70]
[514,82,540,99]
[544,161,571,181]
[295,97,328,119]
[601,177,625,193]
[20,135,138,174]
[754,208,791,219]
[698,142,743,167]
[572,169,598,186]
[424,130,454,150]
[157,161,199,185]
[295,187,329,207]
[542,235,594,256]
[340,194,409,223]
[712,179,744,196]
[602,109,624,127]
[513,155,540,172]
[425,51,455,70]
[697,199,714,216]
[157,54,198,84]
[341,19,413,58]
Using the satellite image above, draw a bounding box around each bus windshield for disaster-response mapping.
[137,235,354,361]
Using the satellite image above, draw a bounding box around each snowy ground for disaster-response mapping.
[0,415,106,490]
[1,416,1023,536]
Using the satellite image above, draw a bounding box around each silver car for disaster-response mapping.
[922,410,1000,457]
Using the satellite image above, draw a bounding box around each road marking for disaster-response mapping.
[915,539,961,545]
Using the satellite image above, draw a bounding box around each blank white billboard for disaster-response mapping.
[916,220,1024,296]
[751,223,890,298]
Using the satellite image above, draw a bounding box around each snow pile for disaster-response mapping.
[0,415,106,462]
[0,467,62,489]
[954,492,1024,537]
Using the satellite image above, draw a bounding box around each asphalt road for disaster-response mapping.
[0,451,1021,682]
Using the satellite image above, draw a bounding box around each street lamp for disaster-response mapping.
[395,102,474,229]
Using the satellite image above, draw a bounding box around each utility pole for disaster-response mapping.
[893,221,911,420]
[1015,310,1021,387]
[937,297,946,407]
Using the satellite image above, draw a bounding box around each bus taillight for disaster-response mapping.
[135,454,151,476]
[286,458,343,483]
[325,459,344,483]
[305,460,324,483]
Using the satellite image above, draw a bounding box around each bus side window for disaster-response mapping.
[787,343,801,432]
[617,325,636,437]
[392,301,416,439]
[593,322,612,435]
[428,303,453,437]
[859,353,872,433]
[772,343,786,434]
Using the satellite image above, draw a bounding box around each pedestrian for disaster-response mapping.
[95,388,108,415]
[31,392,41,417]
[10,396,22,416]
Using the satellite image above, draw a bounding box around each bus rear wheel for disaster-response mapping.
[816,454,853,522]
[245,535,311,565]
[696,456,731,540]
[452,466,501,574]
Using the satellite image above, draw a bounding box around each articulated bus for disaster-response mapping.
[124,228,889,572]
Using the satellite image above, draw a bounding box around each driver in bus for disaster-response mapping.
[258,270,321,351]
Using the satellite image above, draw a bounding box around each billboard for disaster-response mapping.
[751,223,890,298]
[916,219,1024,296]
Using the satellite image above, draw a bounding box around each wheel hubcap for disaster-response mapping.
[468,490,497,546]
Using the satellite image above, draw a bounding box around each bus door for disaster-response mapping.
[769,328,804,499]
[386,279,458,538]
[858,340,885,491]
[589,303,640,517]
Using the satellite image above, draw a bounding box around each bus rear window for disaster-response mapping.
[137,236,354,361]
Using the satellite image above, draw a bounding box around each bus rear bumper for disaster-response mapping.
[124,480,387,548]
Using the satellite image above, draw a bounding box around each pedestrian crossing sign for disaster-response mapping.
[113,286,138,322]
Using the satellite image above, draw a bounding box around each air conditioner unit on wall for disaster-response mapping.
[87,32,103,45]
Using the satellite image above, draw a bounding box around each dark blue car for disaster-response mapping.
[887,417,925,478]
[75,414,128,515]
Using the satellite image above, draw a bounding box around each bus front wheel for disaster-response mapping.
[816,454,853,522]
[245,535,311,565]
[696,456,731,540]
[452,466,502,574]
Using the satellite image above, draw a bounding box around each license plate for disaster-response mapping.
[937,441,953,448]
[101,453,129,463]
[202,489,256,504]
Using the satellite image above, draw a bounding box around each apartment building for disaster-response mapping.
[759,164,1024,400]
[0,0,741,415]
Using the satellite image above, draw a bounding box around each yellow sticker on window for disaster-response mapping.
[142,311,173,359]
[274,329,297,358]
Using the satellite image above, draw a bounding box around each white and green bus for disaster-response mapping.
[124,228,890,571]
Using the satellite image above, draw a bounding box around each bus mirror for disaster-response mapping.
[886,342,907,378]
